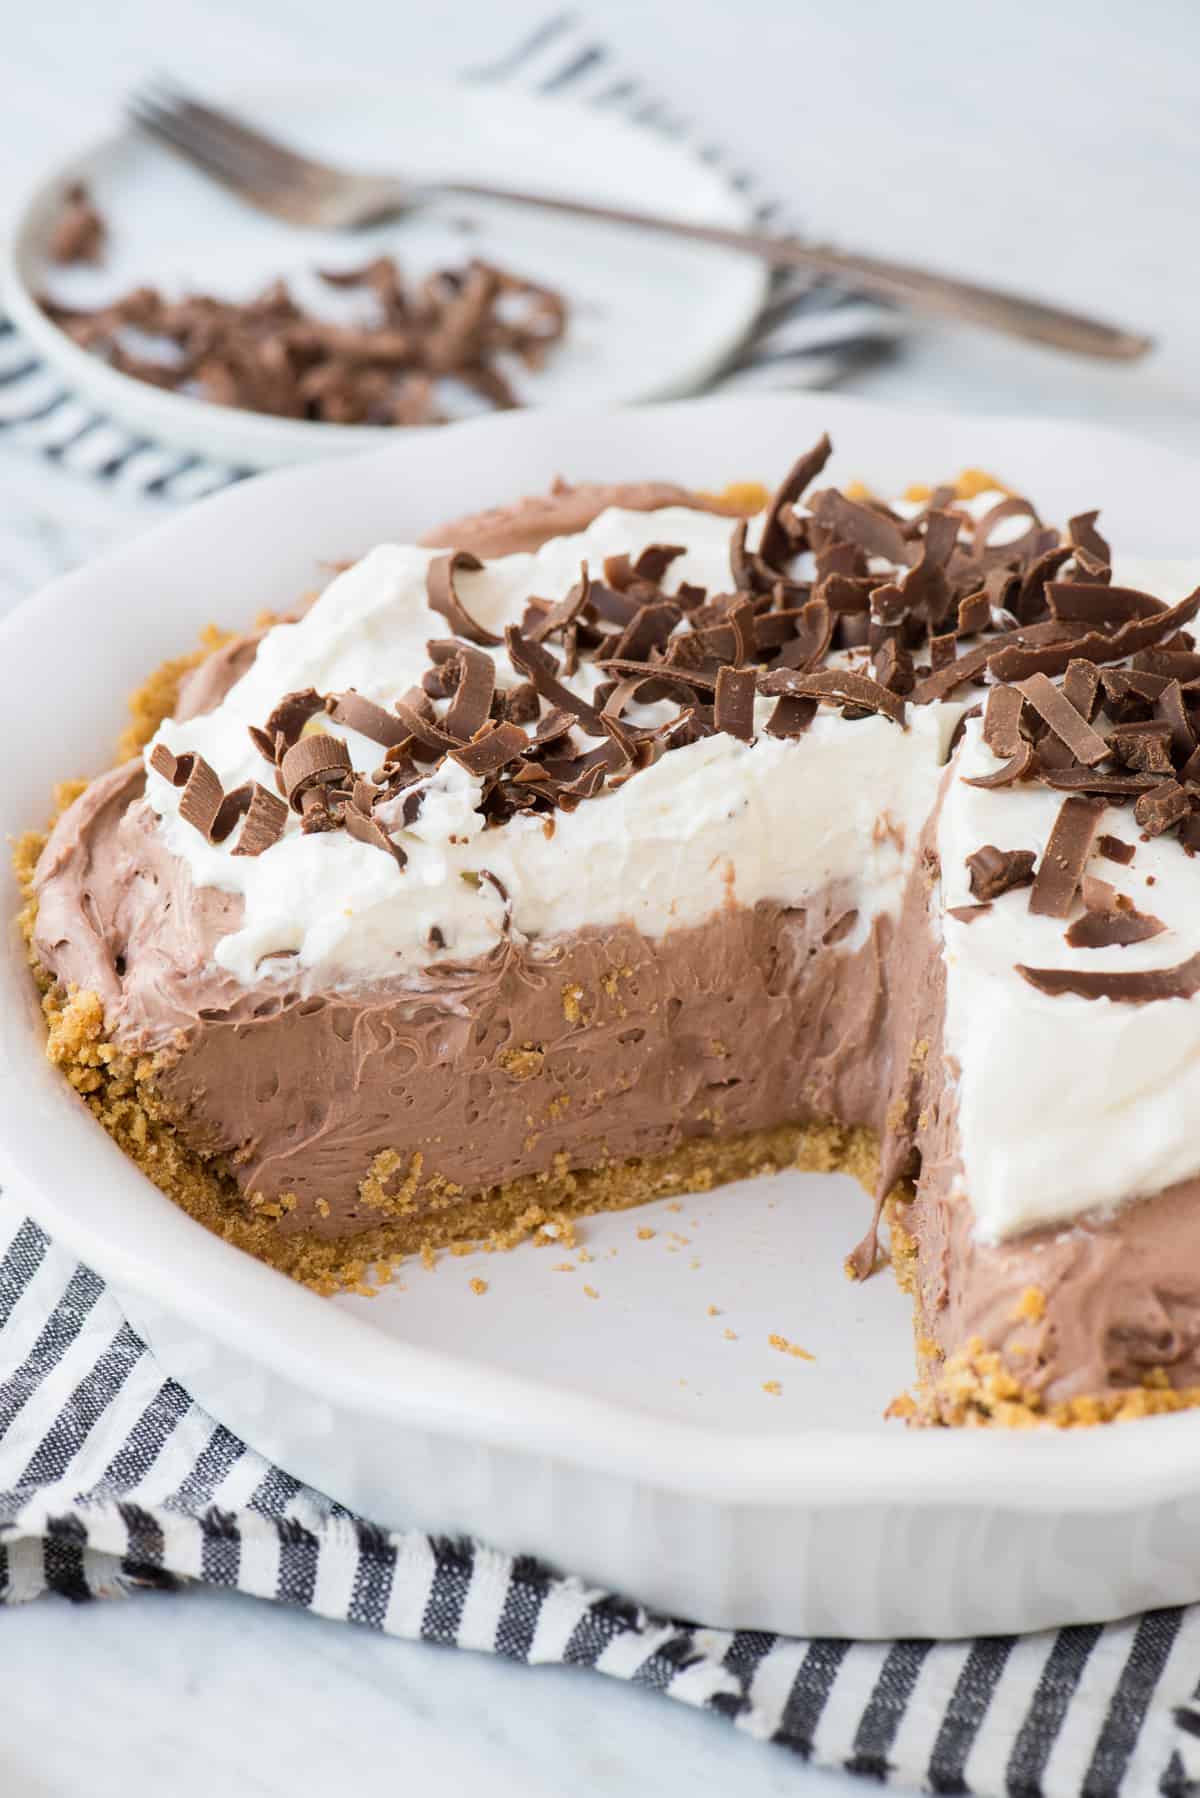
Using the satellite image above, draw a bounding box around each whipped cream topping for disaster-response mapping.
[146,506,958,988]
[939,555,1200,1240]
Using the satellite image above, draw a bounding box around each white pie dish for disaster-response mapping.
[6,391,1200,1638]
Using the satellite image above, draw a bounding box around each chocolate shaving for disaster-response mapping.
[633,544,686,584]
[714,666,757,741]
[1028,796,1105,917]
[1108,720,1175,773]
[526,564,593,646]
[989,585,1200,683]
[507,627,607,734]
[43,249,566,426]
[1017,671,1109,765]
[610,601,682,664]
[442,645,497,740]
[765,695,817,739]
[758,434,833,569]
[948,902,993,924]
[1098,833,1135,865]
[761,668,906,727]
[263,689,325,749]
[343,805,407,868]
[426,551,500,647]
[1042,769,1160,797]
[325,690,407,746]
[449,720,529,777]
[872,637,914,696]
[1156,679,1196,761]
[808,489,913,567]
[149,744,225,841]
[911,619,1070,704]
[595,655,717,697]
[1062,658,1101,722]
[1068,509,1112,567]
[49,182,105,265]
[229,783,289,856]
[1065,906,1166,948]
[502,680,540,725]
[963,742,1037,788]
[1017,952,1200,1003]
[279,734,352,811]
[957,589,992,636]
[965,845,1036,901]
[983,684,1024,757]
[1046,582,1162,624]
[1134,780,1192,836]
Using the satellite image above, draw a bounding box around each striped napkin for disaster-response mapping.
[3,1192,1200,1796]
[0,12,901,508]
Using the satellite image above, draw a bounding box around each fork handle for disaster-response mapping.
[440,181,1152,363]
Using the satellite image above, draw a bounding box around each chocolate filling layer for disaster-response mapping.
[34,755,938,1240]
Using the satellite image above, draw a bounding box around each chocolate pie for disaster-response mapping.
[24,445,1200,1427]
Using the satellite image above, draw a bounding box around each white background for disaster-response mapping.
[1,1,1196,1793]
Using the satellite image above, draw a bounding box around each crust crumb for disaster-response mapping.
[762,1379,782,1396]
[1012,1285,1047,1324]
[769,1332,815,1362]
[499,1044,545,1081]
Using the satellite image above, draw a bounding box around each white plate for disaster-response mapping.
[7,392,1200,1639]
[1,77,766,470]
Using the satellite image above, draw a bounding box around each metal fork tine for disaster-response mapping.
[130,90,302,196]
[128,97,290,209]
[143,79,325,185]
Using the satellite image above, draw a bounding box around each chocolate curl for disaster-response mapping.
[972,494,1041,558]
[1017,952,1200,1003]
[222,783,289,857]
[441,644,497,741]
[758,434,833,569]
[1068,509,1112,568]
[527,563,592,645]
[729,518,773,594]
[263,688,326,748]
[343,805,407,869]
[633,543,686,583]
[714,666,757,741]
[760,667,907,727]
[426,550,500,646]
[775,597,833,672]
[325,690,407,746]
[393,687,461,757]
[279,734,353,812]
[449,720,529,777]
[807,488,914,568]
[506,626,607,735]
[610,600,682,664]
[149,743,225,842]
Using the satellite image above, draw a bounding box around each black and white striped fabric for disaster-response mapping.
[0,13,901,505]
[2,1201,1200,1796]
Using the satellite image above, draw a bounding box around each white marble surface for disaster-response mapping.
[4,1586,856,1798]
[2,1,1199,1791]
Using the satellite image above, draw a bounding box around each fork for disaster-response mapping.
[126,80,1152,364]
